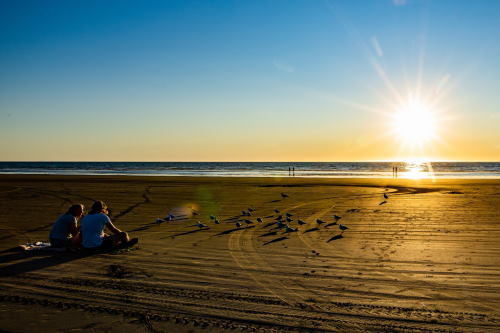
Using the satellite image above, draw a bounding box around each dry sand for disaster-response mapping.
[0,175,499,332]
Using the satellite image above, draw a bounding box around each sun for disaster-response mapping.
[392,100,437,147]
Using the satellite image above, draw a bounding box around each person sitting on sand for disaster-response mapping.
[49,204,84,248]
[80,200,131,249]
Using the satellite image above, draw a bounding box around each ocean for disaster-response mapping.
[0,161,499,179]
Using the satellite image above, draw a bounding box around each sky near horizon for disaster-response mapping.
[0,0,499,162]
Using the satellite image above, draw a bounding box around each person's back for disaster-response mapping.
[80,200,133,249]
[49,204,83,248]
[80,212,111,248]
[49,214,76,241]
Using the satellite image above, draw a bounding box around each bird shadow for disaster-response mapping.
[266,199,282,203]
[327,234,344,242]
[304,227,320,233]
[262,222,276,228]
[166,228,209,238]
[324,222,338,228]
[265,215,274,218]
[214,225,254,236]
[129,225,151,232]
[258,231,278,238]
[379,201,387,205]
[263,236,288,245]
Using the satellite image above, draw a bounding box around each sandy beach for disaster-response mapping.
[0,175,499,332]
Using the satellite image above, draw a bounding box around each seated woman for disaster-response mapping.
[80,200,133,249]
[49,204,84,248]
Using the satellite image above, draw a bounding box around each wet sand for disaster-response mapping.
[0,175,499,332]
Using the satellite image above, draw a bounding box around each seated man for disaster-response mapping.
[49,204,84,248]
[80,200,134,249]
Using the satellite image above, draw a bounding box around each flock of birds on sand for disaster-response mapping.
[154,191,391,241]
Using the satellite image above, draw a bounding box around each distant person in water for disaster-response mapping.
[49,204,84,248]
[80,200,132,249]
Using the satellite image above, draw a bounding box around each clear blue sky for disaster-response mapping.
[1,0,499,161]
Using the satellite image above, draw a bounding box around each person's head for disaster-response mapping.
[66,204,84,218]
[89,200,108,215]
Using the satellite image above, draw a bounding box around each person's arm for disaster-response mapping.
[105,221,122,235]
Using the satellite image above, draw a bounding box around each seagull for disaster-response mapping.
[164,214,175,221]
[209,215,216,220]
[384,193,389,199]
[248,208,255,212]
[316,219,326,224]
[215,219,220,224]
[244,219,253,225]
[286,217,293,222]
[297,219,306,225]
[285,225,297,233]
[256,217,263,223]
[274,209,280,213]
[333,215,342,221]
[281,192,289,198]
[236,221,242,228]
[285,212,293,217]
[339,224,348,231]
[196,221,207,228]
[275,215,283,221]
[276,221,286,229]
[156,218,166,224]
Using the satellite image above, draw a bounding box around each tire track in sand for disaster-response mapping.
[227,227,301,307]
[228,199,340,308]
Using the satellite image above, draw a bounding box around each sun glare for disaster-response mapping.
[392,100,437,147]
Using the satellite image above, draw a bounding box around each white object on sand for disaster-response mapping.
[19,242,66,252]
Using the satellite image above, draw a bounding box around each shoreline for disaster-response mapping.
[2,173,500,180]
[0,174,500,187]
[2,161,500,180]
